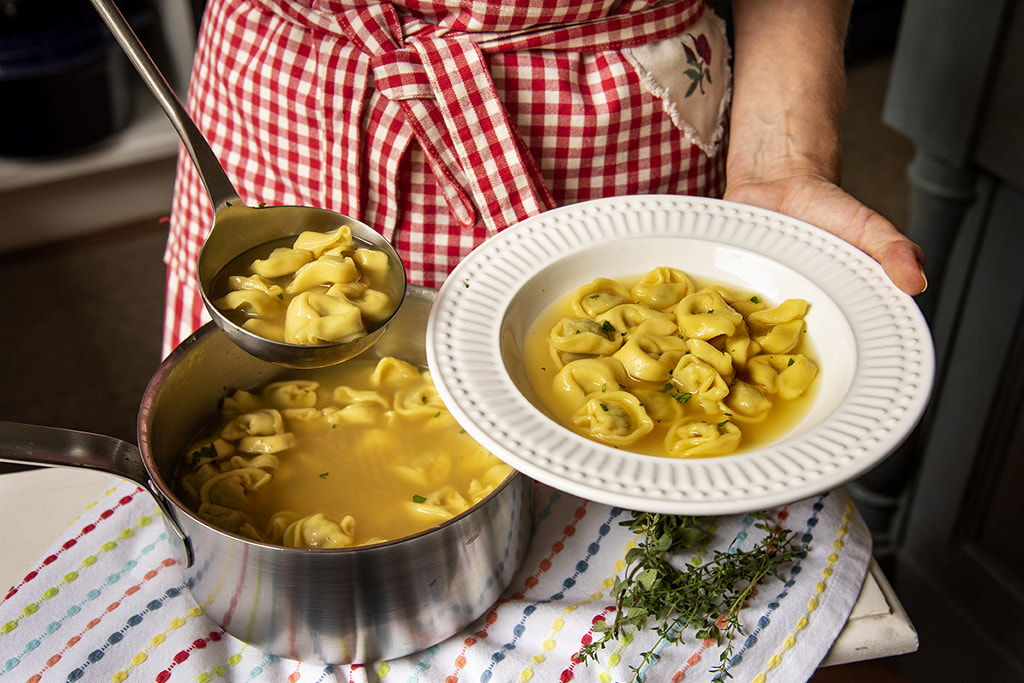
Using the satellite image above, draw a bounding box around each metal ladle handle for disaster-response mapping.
[89,0,241,212]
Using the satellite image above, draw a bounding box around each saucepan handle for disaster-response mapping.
[0,421,194,567]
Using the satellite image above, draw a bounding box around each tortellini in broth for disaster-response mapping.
[213,225,399,345]
[524,268,819,458]
[177,357,512,549]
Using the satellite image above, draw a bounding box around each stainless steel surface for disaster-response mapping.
[0,422,193,565]
[0,286,530,664]
[88,0,408,368]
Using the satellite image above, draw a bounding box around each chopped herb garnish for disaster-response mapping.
[599,403,609,412]
[318,472,329,479]
[750,295,760,304]
[412,494,427,504]
[601,320,616,335]
[787,358,796,366]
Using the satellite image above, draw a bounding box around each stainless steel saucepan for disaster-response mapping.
[0,286,530,664]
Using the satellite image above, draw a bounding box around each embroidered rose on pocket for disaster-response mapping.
[681,33,712,97]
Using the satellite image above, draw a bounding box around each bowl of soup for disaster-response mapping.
[426,195,934,515]
[136,285,530,664]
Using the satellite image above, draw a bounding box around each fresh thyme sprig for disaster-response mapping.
[579,511,805,682]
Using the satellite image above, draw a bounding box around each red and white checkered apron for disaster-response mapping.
[163,0,728,354]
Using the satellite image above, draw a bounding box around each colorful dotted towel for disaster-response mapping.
[0,480,869,683]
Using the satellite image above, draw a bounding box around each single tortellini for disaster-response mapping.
[612,332,688,383]
[549,317,623,356]
[370,357,421,387]
[285,291,367,344]
[262,380,320,409]
[250,247,314,278]
[671,355,730,413]
[552,357,627,410]
[747,354,819,400]
[746,298,808,326]
[406,487,472,520]
[630,266,694,310]
[723,381,774,422]
[674,289,744,340]
[571,391,654,446]
[221,389,262,416]
[570,278,633,317]
[215,275,285,317]
[285,255,360,294]
[282,512,357,549]
[685,338,734,378]
[752,319,807,354]
[595,304,674,338]
[744,299,809,354]
[353,248,391,284]
[200,467,274,509]
[469,462,514,500]
[404,493,458,523]
[327,282,394,324]
[663,415,742,458]
[292,225,354,257]
[185,438,235,471]
[221,409,285,440]
[393,384,450,420]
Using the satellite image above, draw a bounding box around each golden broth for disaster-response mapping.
[176,357,512,548]
[522,270,819,458]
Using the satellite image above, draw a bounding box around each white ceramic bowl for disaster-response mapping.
[426,195,934,515]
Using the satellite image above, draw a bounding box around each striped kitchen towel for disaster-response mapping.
[0,479,869,683]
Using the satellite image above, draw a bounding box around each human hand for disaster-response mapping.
[723,173,927,297]
[724,0,926,297]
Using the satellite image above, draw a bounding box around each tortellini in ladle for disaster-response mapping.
[527,267,819,459]
[213,225,398,345]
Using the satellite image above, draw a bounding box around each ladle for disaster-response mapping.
[89,0,407,368]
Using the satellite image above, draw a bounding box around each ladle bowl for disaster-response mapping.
[90,0,407,368]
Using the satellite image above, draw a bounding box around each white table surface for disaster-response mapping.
[0,467,917,667]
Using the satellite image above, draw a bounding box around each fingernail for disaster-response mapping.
[917,264,928,294]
